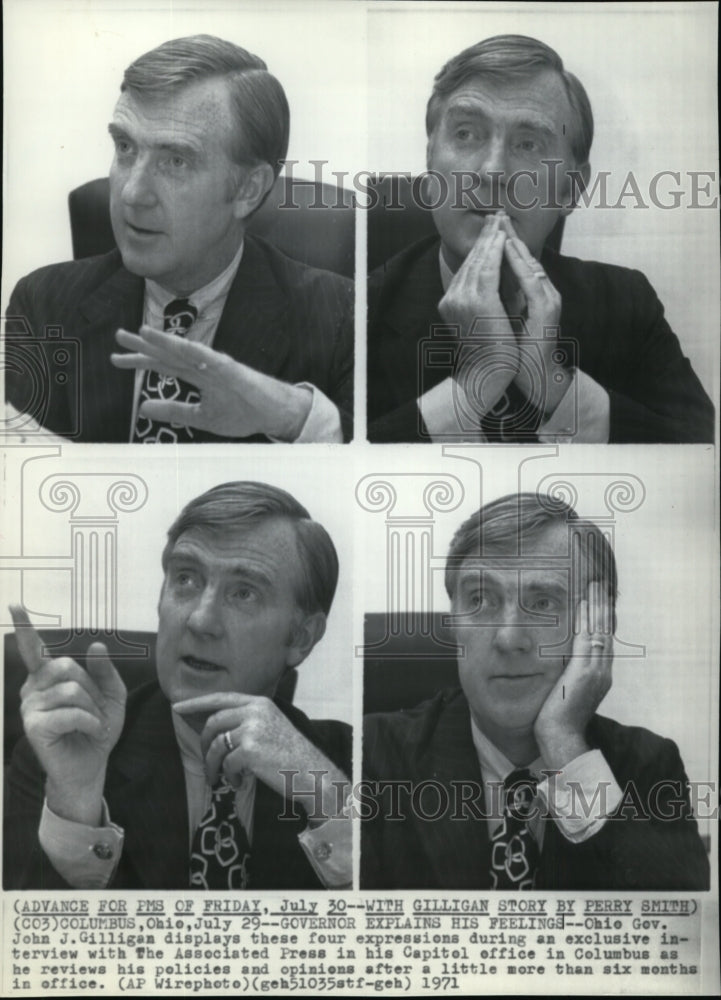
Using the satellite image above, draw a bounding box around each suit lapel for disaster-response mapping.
[414,694,491,889]
[541,249,602,375]
[77,260,144,441]
[378,241,451,404]
[107,685,189,888]
[248,697,330,889]
[250,779,320,889]
[213,237,291,377]
[382,243,444,341]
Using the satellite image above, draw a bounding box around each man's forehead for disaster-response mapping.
[454,520,592,582]
[457,559,572,582]
[439,68,573,128]
[112,77,234,141]
[168,519,301,578]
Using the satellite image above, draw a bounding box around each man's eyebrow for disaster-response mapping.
[444,102,489,121]
[522,577,569,596]
[223,565,274,589]
[512,119,557,140]
[108,123,129,141]
[166,551,274,588]
[444,103,556,137]
[107,123,203,160]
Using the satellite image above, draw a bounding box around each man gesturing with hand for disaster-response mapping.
[5,482,351,890]
[362,492,709,890]
[9,608,127,830]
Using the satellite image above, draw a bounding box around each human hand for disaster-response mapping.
[111,327,312,440]
[502,227,569,416]
[173,692,349,823]
[10,605,127,824]
[437,212,519,416]
[533,582,614,769]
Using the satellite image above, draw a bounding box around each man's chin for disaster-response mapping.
[116,244,165,281]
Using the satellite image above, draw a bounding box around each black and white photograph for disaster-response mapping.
[359,447,714,893]
[1,0,718,997]
[3,1,361,444]
[3,450,354,891]
[366,4,718,444]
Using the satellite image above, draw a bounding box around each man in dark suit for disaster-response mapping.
[367,35,713,443]
[5,481,351,889]
[362,492,709,890]
[5,35,353,443]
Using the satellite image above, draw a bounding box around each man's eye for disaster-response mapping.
[231,585,257,603]
[114,139,133,156]
[174,570,199,590]
[517,137,541,154]
[531,596,558,612]
[455,127,475,142]
[162,155,188,171]
[468,590,495,611]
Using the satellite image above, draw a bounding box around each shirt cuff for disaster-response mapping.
[537,368,610,443]
[537,750,623,843]
[38,798,124,888]
[298,809,352,888]
[418,377,487,442]
[272,383,342,443]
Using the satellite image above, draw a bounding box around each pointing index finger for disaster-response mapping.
[9,604,45,673]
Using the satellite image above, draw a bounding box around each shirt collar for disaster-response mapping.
[439,245,455,294]
[172,711,206,777]
[469,716,544,784]
[145,239,245,316]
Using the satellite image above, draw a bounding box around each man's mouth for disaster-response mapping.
[182,655,224,673]
[126,222,161,237]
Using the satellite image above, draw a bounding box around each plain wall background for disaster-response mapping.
[2,0,365,303]
[367,1,719,403]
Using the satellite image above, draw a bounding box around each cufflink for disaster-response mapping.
[92,842,114,860]
[313,841,332,861]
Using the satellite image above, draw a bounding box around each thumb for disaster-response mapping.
[85,642,127,705]
[140,399,200,427]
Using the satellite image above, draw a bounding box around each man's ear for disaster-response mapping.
[284,611,327,670]
[561,160,591,216]
[231,162,276,220]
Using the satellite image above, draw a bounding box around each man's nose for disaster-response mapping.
[119,154,158,210]
[492,604,533,653]
[476,135,509,202]
[187,587,224,638]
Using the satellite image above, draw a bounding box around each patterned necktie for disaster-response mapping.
[189,778,251,889]
[133,298,199,443]
[489,768,540,889]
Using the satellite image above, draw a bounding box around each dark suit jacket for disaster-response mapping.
[367,237,714,443]
[5,235,354,441]
[4,679,352,890]
[361,687,710,891]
